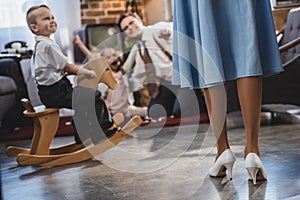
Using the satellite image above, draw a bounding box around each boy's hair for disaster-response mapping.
[26,5,50,26]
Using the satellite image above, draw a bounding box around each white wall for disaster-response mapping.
[0,0,81,62]
[144,0,173,25]
[48,0,81,62]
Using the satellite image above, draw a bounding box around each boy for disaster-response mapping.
[26,5,119,144]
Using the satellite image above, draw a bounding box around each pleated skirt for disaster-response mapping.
[172,0,283,88]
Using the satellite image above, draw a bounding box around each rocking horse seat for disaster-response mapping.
[23,105,58,117]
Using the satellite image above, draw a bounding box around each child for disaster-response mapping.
[26,5,119,144]
[73,35,148,118]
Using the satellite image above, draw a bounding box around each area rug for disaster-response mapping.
[0,116,74,141]
[0,114,209,141]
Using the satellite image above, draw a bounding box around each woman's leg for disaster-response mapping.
[236,76,262,157]
[203,85,229,159]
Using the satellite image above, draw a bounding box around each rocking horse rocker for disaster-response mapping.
[6,57,142,167]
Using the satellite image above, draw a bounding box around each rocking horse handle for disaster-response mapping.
[77,57,118,90]
[21,98,35,112]
[113,113,125,126]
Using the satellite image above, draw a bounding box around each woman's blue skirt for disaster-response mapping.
[172,0,283,88]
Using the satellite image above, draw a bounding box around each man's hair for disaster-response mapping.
[117,12,137,31]
[26,4,50,26]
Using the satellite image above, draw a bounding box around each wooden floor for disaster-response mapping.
[1,111,300,200]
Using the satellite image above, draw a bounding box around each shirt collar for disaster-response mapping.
[35,35,53,42]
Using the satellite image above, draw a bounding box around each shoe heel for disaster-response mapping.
[208,149,236,179]
[246,167,259,185]
[245,153,267,185]
[224,162,234,180]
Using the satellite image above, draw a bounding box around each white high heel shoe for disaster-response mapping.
[208,149,236,179]
[245,153,267,185]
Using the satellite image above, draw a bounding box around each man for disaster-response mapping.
[119,13,177,118]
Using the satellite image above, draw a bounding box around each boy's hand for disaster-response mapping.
[139,88,151,107]
[78,67,97,78]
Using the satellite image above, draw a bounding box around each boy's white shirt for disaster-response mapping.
[31,35,68,85]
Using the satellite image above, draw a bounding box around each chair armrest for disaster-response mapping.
[279,36,300,53]
[276,26,285,37]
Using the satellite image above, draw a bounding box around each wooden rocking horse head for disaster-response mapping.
[77,57,118,90]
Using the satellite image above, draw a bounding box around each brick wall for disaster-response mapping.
[80,0,146,25]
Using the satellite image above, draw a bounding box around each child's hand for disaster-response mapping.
[78,67,97,79]
[73,35,83,46]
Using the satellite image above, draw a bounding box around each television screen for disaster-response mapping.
[73,24,122,63]
[275,0,300,6]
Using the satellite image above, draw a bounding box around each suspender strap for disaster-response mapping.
[32,41,41,84]
[33,41,40,64]
[137,41,157,79]
[137,41,159,98]
[152,35,172,61]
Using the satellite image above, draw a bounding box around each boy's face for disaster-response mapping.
[29,7,57,37]
[120,16,143,39]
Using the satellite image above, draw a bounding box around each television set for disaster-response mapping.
[274,0,300,7]
[73,24,123,63]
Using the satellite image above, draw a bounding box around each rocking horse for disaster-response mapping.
[6,57,142,166]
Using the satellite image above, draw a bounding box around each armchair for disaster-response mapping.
[262,7,300,106]
[0,58,29,129]
[227,7,300,113]
[0,76,16,128]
